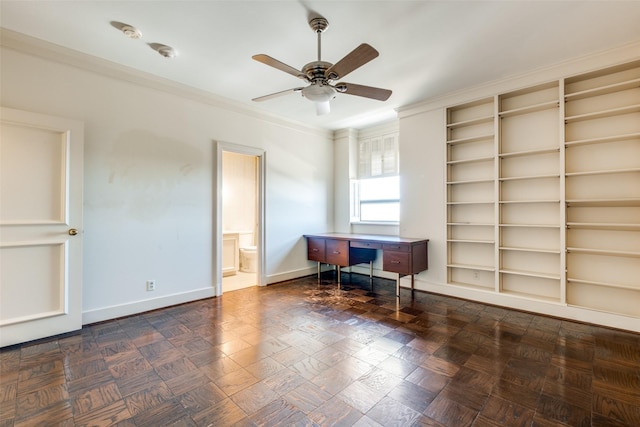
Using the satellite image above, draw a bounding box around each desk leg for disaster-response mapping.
[396,273,400,298]
[317,262,321,280]
[369,261,374,292]
[411,274,415,298]
[337,266,341,286]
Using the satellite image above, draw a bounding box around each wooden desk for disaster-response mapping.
[304,233,429,297]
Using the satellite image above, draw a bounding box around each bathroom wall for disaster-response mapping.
[223,151,257,246]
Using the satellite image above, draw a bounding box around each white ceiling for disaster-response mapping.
[2,1,640,130]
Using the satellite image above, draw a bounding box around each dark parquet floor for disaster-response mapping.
[1,273,639,426]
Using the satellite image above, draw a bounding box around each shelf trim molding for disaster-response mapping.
[498,100,559,118]
[565,132,640,147]
[564,77,640,100]
[564,103,640,123]
[566,247,640,258]
[566,277,640,291]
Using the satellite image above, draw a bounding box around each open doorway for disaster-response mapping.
[215,142,265,296]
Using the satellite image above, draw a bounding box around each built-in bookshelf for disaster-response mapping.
[445,59,640,318]
[446,97,496,290]
[498,82,562,303]
[564,60,640,318]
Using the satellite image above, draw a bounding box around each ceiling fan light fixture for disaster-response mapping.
[301,83,336,103]
[315,101,331,116]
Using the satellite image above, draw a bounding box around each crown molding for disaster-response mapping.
[398,39,640,119]
[0,28,333,139]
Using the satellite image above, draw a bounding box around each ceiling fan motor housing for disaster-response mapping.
[302,61,333,83]
[308,17,329,33]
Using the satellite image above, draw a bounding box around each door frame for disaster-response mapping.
[214,141,265,296]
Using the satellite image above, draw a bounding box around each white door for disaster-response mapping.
[0,107,84,347]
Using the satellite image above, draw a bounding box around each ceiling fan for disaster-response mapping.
[251,15,392,115]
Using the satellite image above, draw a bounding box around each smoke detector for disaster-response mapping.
[157,45,177,58]
[121,25,142,39]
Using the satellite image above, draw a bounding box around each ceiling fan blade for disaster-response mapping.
[325,43,379,80]
[252,87,303,102]
[336,83,392,101]
[252,54,306,80]
[315,101,331,116]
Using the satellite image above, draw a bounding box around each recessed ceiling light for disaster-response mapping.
[121,25,142,39]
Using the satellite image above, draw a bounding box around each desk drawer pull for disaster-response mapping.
[333,251,341,254]
[391,260,400,264]
[312,248,319,252]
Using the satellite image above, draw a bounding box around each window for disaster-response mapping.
[352,176,400,222]
[351,131,399,223]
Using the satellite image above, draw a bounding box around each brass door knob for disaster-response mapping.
[68,228,78,236]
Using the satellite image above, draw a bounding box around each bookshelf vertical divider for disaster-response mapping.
[558,80,567,305]
[493,95,501,294]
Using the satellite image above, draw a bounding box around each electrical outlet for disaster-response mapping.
[146,280,156,291]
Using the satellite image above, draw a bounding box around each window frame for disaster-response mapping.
[350,129,400,224]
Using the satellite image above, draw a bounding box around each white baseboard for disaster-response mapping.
[265,267,316,285]
[82,287,216,325]
[407,277,640,333]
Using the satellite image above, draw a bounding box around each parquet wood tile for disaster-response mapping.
[178,381,226,415]
[113,369,163,398]
[230,381,279,415]
[425,394,478,427]
[13,400,74,427]
[491,378,542,411]
[164,370,210,397]
[405,366,450,395]
[248,396,309,426]
[309,395,362,426]
[476,395,534,427]
[366,395,423,426]
[592,391,640,426]
[1,273,639,426]
[71,382,121,416]
[337,380,385,414]
[535,393,590,427]
[387,379,438,413]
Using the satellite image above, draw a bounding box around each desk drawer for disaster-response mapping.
[383,251,410,274]
[326,239,349,266]
[382,243,410,252]
[307,238,326,262]
[351,241,382,250]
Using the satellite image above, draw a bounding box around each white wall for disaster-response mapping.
[398,42,640,332]
[0,34,333,324]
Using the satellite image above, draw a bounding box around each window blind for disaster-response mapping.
[358,134,398,179]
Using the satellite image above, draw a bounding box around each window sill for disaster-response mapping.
[350,220,400,226]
